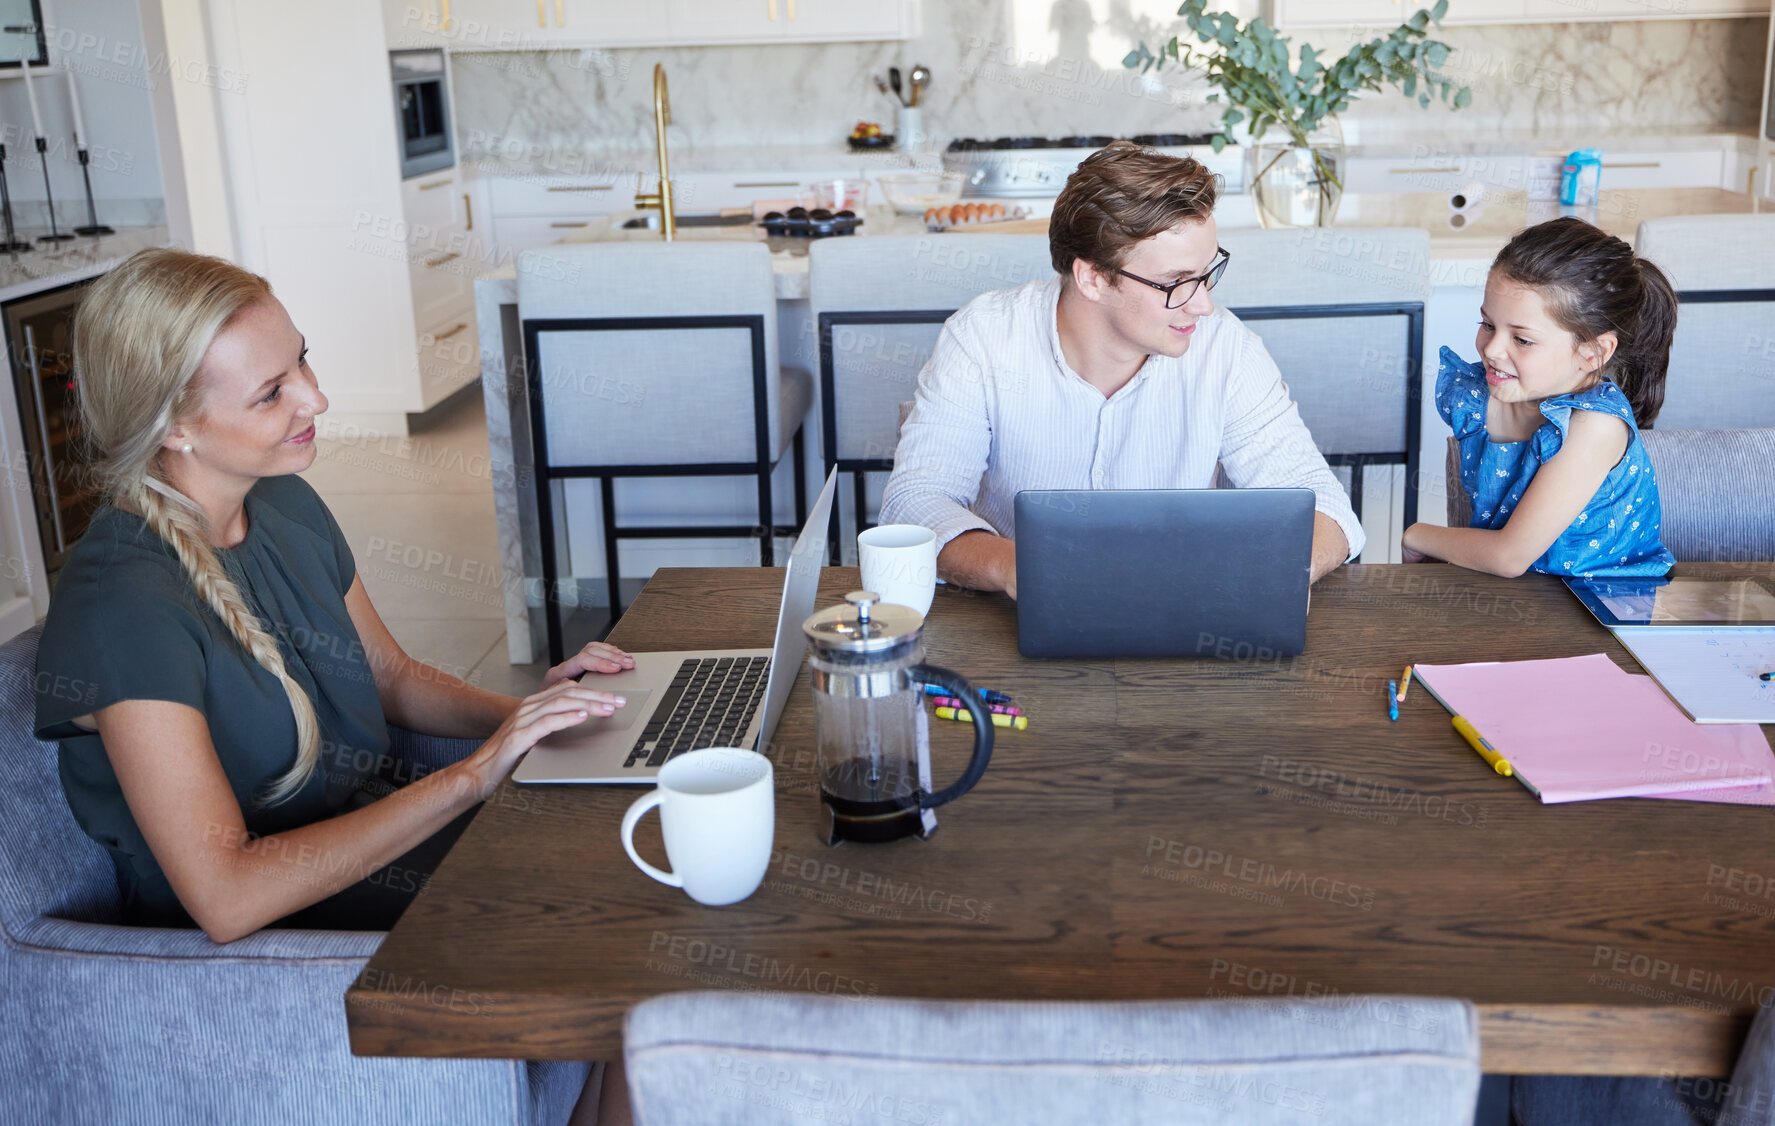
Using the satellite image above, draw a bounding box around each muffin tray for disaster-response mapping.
[758,208,864,238]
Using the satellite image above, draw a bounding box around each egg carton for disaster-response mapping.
[924,204,1030,231]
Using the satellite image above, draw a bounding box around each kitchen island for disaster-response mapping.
[477,188,1762,663]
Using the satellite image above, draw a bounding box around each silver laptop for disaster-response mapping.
[513,470,837,784]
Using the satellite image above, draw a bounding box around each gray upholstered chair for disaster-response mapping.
[623,990,1482,1125]
[518,242,812,658]
[1214,227,1433,544]
[807,234,1056,563]
[1634,214,1775,429]
[0,625,590,1124]
[1443,430,1775,562]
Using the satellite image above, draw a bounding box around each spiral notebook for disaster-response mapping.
[1411,654,1773,804]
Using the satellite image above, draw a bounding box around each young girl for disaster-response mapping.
[1402,216,1677,578]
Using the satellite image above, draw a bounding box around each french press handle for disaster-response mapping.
[911,663,994,810]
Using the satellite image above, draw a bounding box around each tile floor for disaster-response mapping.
[302,387,550,699]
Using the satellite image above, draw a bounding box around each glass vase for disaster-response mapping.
[1250,117,1346,229]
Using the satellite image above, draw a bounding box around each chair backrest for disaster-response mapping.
[1445,430,1775,562]
[1444,436,1472,528]
[1634,214,1775,429]
[1214,228,1432,523]
[808,234,1056,466]
[626,991,1480,1126]
[1641,429,1775,561]
[0,625,122,935]
[516,241,781,468]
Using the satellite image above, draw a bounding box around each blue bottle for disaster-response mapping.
[1560,149,1602,206]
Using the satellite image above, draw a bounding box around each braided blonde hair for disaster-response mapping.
[73,248,321,805]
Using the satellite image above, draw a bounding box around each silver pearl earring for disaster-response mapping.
[181,444,192,454]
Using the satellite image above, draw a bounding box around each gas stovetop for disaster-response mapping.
[945,133,1220,151]
[942,134,1244,197]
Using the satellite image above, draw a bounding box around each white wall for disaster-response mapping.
[0,0,169,227]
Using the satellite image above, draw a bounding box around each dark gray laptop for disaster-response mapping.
[1014,488,1316,659]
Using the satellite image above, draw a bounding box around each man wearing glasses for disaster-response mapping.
[879,140,1363,598]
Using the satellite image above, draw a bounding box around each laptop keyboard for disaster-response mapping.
[626,656,771,769]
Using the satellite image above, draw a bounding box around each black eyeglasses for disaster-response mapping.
[1116,247,1230,309]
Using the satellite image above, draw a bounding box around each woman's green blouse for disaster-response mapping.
[34,474,392,924]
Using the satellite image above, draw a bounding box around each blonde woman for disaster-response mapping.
[33,248,632,944]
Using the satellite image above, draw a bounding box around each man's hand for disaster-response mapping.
[1308,511,1351,583]
[936,530,1018,599]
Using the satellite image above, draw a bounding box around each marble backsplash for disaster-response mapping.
[450,1,1770,160]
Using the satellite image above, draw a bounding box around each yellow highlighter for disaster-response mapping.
[934,706,1028,731]
[1451,715,1512,776]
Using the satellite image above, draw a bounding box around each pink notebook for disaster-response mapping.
[1412,654,1773,804]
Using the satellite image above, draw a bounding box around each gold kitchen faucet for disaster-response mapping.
[633,63,676,241]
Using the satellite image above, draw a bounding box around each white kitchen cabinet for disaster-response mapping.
[446,0,917,49]
[442,0,672,49]
[385,0,454,48]
[536,0,672,46]
[1267,0,1759,25]
[196,0,486,429]
[1523,0,1765,16]
[1343,152,1529,196]
[1265,0,1523,28]
[488,175,631,216]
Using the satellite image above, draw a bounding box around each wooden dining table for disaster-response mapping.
[345,563,1775,1075]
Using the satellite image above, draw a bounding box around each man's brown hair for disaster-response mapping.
[1048,140,1219,282]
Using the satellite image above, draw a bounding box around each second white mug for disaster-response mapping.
[858,524,938,616]
[620,747,774,906]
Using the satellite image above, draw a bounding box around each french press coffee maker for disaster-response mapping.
[802,591,993,844]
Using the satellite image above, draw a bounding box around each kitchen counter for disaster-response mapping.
[461,143,941,181]
[1339,186,1760,272]
[477,186,1760,300]
[0,225,171,305]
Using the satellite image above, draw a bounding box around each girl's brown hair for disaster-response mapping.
[1491,216,1677,427]
[73,248,321,805]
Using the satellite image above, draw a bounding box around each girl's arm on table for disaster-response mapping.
[1402,410,1629,577]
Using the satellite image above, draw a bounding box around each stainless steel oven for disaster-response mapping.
[392,48,454,180]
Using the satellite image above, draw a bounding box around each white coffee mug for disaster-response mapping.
[858,524,938,616]
[621,747,774,906]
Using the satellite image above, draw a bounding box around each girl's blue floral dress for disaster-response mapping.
[1438,346,1674,578]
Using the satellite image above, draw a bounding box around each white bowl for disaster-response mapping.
[876,171,965,215]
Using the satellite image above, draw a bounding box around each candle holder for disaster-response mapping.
[62,63,108,236]
[33,137,73,243]
[0,145,33,253]
[73,148,111,237]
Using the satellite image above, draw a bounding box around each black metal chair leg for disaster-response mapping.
[539,478,565,667]
[601,476,624,621]
[792,427,807,527]
[852,471,870,539]
[756,460,775,567]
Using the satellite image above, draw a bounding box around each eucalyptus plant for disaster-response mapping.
[1126,0,1472,189]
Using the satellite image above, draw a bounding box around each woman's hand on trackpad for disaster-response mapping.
[542,641,636,690]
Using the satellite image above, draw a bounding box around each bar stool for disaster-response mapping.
[518,241,810,663]
[808,234,1055,563]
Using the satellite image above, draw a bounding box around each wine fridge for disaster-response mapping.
[4,277,99,584]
